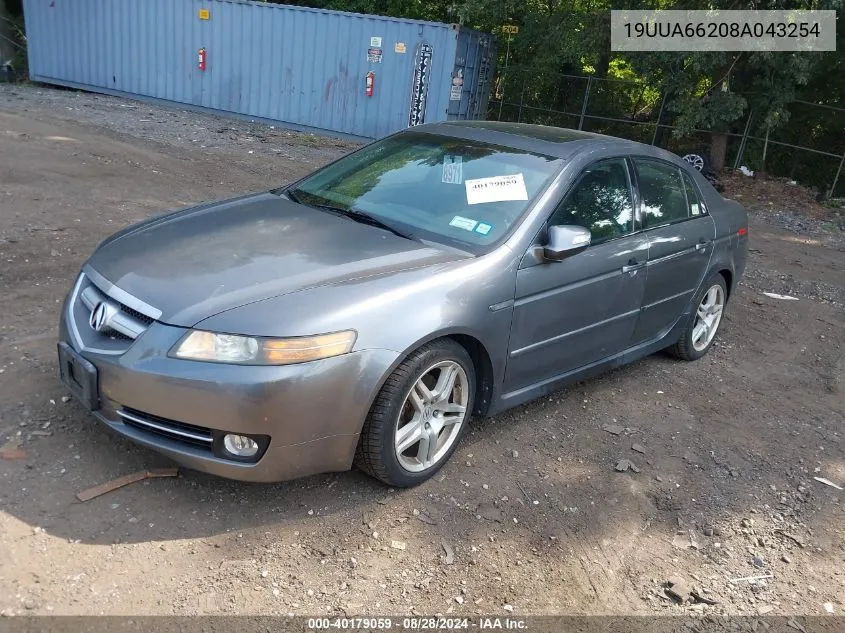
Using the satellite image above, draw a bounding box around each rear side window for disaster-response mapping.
[633,159,688,228]
[682,172,705,216]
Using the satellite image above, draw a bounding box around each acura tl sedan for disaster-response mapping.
[58,122,748,486]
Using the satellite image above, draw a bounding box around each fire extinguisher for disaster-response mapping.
[198,48,207,71]
[365,71,375,97]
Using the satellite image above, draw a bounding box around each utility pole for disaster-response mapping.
[497,24,518,120]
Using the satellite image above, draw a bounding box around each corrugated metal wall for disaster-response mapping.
[23,0,494,139]
[447,28,496,122]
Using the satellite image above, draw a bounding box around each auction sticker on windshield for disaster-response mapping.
[465,174,528,205]
[442,156,463,184]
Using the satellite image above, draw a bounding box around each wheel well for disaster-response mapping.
[718,269,733,299]
[447,334,494,418]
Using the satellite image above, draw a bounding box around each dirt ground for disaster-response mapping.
[0,85,843,619]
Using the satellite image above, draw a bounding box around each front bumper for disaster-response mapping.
[59,307,399,482]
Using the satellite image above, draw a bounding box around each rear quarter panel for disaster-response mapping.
[690,169,749,295]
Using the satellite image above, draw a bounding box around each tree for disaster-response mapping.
[1,0,15,66]
[625,0,840,170]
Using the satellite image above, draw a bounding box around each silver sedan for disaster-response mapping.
[58,122,748,486]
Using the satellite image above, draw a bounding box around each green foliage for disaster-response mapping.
[274,0,841,159]
[1,2,27,79]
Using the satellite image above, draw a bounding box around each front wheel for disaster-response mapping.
[355,339,475,487]
[669,275,727,361]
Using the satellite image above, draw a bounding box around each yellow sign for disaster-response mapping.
[198,8,210,20]
[394,42,406,54]
[502,25,519,34]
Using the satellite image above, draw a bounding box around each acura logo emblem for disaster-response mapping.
[89,300,118,332]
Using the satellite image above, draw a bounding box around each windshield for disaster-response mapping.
[288,131,563,253]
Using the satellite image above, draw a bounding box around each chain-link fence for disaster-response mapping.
[489,72,845,198]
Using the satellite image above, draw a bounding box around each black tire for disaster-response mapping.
[355,339,475,487]
[668,274,728,361]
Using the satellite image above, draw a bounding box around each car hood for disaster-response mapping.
[86,192,466,326]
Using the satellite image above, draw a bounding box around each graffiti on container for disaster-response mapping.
[408,43,433,127]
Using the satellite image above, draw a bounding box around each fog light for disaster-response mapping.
[223,434,259,458]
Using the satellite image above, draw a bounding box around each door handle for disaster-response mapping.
[621,257,645,273]
[695,238,711,252]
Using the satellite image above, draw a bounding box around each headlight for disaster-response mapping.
[170,330,356,365]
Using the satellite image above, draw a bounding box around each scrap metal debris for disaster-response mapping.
[729,573,773,584]
[813,476,843,491]
[76,467,179,502]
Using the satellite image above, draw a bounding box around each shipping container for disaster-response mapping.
[22,0,496,139]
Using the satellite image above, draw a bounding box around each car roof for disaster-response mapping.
[415,120,680,164]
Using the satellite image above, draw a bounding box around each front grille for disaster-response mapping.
[120,305,154,327]
[68,271,158,354]
[118,408,214,449]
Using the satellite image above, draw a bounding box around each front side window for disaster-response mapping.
[549,158,633,243]
[288,132,563,253]
[634,159,689,228]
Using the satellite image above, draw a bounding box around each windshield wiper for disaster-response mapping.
[338,208,415,241]
[287,189,414,241]
[284,188,304,204]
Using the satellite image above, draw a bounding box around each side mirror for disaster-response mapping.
[543,225,591,262]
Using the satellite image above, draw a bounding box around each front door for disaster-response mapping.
[630,158,716,344]
[504,158,649,393]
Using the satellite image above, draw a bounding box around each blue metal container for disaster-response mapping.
[22,0,496,139]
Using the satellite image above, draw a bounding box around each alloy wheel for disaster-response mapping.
[692,284,725,351]
[394,360,469,473]
[682,153,706,171]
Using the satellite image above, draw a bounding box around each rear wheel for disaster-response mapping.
[669,275,727,361]
[355,339,475,487]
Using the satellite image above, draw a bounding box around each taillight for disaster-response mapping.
[737,227,748,236]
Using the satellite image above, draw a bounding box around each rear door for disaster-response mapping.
[630,158,716,344]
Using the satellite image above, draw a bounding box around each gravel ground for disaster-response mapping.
[1,83,360,167]
[0,84,843,622]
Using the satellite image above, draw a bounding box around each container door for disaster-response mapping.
[447,30,496,121]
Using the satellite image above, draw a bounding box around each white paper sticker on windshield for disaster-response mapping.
[449,215,478,231]
[465,173,528,205]
[442,156,463,184]
[691,203,700,216]
[475,222,492,235]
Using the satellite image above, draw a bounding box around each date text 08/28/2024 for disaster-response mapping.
[306,617,528,630]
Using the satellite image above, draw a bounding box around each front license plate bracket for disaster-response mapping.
[57,342,100,411]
